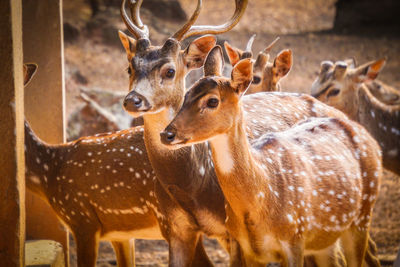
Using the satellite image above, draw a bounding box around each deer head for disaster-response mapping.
[161,46,253,146]
[119,0,247,117]
[224,36,292,94]
[311,58,386,120]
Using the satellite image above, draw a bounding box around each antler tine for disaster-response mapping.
[245,34,256,52]
[130,0,144,29]
[175,0,248,41]
[120,0,149,40]
[172,0,202,41]
[263,36,280,54]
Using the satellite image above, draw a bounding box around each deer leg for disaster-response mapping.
[112,239,135,267]
[74,230,100,267]
[340,225,368,267]
[312,242,344,267]
[217,236,244,267]
[364,234,381,267]
[192,235,214,267]
[281,241,304,267]
[168,231,212,267]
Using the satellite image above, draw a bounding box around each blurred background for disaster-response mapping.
[62,0,400,265]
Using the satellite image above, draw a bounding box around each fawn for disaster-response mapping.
[311,58,400,176]
[24,64,166,267]
[162,46,382,267]
[224,35,292,93]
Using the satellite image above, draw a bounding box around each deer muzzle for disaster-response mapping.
[160,125,188,147]
[123,91,151,113]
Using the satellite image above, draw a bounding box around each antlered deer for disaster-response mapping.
[118,0,249,265]
[311,58,400,176]
[23,64,165,267]
[67,35,290,139]
[224,35,292,93]
[162,47,382,267]
[119,0,380,263]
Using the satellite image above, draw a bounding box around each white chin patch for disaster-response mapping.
[125,110,144,118]
[211,134,234,174]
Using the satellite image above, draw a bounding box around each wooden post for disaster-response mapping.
[0,0,25,266]
[22,0,69,266]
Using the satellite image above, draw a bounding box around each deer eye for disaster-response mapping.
[206,98,219,108]
[126,67,132,75]
[165,68,175,79]
[252,76,261,84]
[327,88,340,98]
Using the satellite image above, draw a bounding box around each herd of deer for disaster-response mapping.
[22,0,400,266]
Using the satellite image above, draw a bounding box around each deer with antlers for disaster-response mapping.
[119,0,382,265]
[224,35,292,93]
[118,0,249,265]
[67,35,290,140]
[161,46,382,267]
[311,58,400,176]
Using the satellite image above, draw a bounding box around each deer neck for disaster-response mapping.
[209,109,273,213]
[142,106,216,191]
[24,121,60,199]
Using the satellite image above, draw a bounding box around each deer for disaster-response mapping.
[24,64,166,267]
[310,58,400,176]
[224,35,292,94]
[161,46,383,267]
[118,0,381,265]
[67,35,290,141]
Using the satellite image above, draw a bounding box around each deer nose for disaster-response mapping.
[160,129,176,144]
[123,92,148,112]
[132,95,143,108]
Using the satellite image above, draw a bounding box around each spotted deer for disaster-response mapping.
[23,64,167,267]
[311,58,400,176]
[224,35,292,93]
[161,47,382,267]
[119,0,380,264]
[118,0,250,265]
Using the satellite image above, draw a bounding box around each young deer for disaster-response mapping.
[224,35,292,93]
[24,64,165,267]
[311,58,400,176]
[162,47,382,267]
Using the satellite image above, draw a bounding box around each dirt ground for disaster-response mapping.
[63,0,400,265]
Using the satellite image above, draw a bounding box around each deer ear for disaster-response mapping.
[118,31,137,60]
[224,41,242,66]
[352,58,386,83]
[231,58,253,95]
[204,46,224,77]
[23,63,38,86]
[273,49,292,80]
[184,35,217,69]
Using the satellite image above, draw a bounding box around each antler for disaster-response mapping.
[173,0,248,41]
[120,0,149,40]
[263,36,280,54]
[245,34,256,52]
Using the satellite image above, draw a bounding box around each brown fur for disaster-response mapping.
[311,58,400,175]
[164,55,382,267]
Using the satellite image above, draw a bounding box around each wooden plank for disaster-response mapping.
[0,0,25,265]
